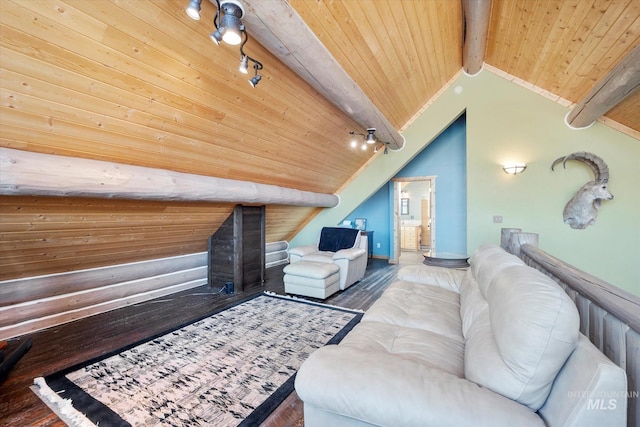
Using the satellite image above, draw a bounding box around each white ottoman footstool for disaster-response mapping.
[283,261,341,299]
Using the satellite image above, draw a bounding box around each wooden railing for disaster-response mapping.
[503,229,639,427]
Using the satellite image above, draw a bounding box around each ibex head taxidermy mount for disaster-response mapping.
[551,152,613,230]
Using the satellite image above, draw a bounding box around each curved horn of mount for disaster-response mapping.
[551,151,613,229]
[551,151,609,182]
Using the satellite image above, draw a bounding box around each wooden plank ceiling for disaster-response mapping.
[289,0,640,133]
[1,0,639,279]
[484,0,640,130]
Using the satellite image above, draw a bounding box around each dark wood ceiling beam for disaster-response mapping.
[567,45,640,129]
[238,0,404,150]
[462,0,492,76]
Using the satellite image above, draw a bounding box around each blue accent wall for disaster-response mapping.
[343,114,467,258]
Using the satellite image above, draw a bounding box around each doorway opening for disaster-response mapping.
[392,176,436,265]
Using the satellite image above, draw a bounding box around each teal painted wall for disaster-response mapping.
[343,185,390,257]
[394,115,467,254]
[290,70,640,295]
[340,115,467,258]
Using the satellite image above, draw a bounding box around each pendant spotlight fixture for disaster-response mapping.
[366,128,377,144]
[349,130,367,151]
[349,128,389,154]
[185,0,202,20]
[209,0,244,46]
[241,30,263,87]
[249,62,263,87]
[374,142,390,154]
[239,55,249,74]
[185,0,264,88]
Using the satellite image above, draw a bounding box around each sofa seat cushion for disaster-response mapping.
[397,264,467,293]
[363,280,463,342]
[295,345,545,427]
[340,321,464,377]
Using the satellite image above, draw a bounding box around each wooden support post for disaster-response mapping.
[507,232,539,257]
[462,0,492,76]
[500,228,522,250]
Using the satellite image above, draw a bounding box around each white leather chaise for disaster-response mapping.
[288,227,368,294]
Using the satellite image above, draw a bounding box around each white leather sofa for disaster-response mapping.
[295,244,627,427]
[288,227,368,291]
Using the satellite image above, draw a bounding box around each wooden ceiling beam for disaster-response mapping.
[462,0,492,76]
[238,0,405,150]
[567,44,640,129]
[0,148,339,207]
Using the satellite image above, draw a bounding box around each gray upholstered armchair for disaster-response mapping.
[288,227,368,290]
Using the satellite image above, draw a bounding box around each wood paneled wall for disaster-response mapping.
[0,196,314,281]
[0,196,230,280]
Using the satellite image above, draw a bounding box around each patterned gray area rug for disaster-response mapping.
[32,293,362,427]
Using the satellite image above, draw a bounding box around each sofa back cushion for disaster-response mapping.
[459,271,486,338]
[318,227,360,252]
[461,245,523,337]
[464,254,579,410]
[470,244,524,296]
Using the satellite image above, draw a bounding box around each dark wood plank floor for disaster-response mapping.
[0,258,399,427]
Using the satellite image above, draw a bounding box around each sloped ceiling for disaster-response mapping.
[287,0,464,131]
[284,0,639,134]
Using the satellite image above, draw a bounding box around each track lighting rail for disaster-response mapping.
[186,0,264,87]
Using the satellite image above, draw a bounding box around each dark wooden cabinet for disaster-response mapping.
[208,205,265,293]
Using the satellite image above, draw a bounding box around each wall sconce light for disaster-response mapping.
[185,0,264,88]
[503,164,527,174]
[350,128,390,154]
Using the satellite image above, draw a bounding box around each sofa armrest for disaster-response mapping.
[296,346,543,427]
[397,264,466,293]
[537,334,627,427]
[332,247,366,261]
[288,245,318,263]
